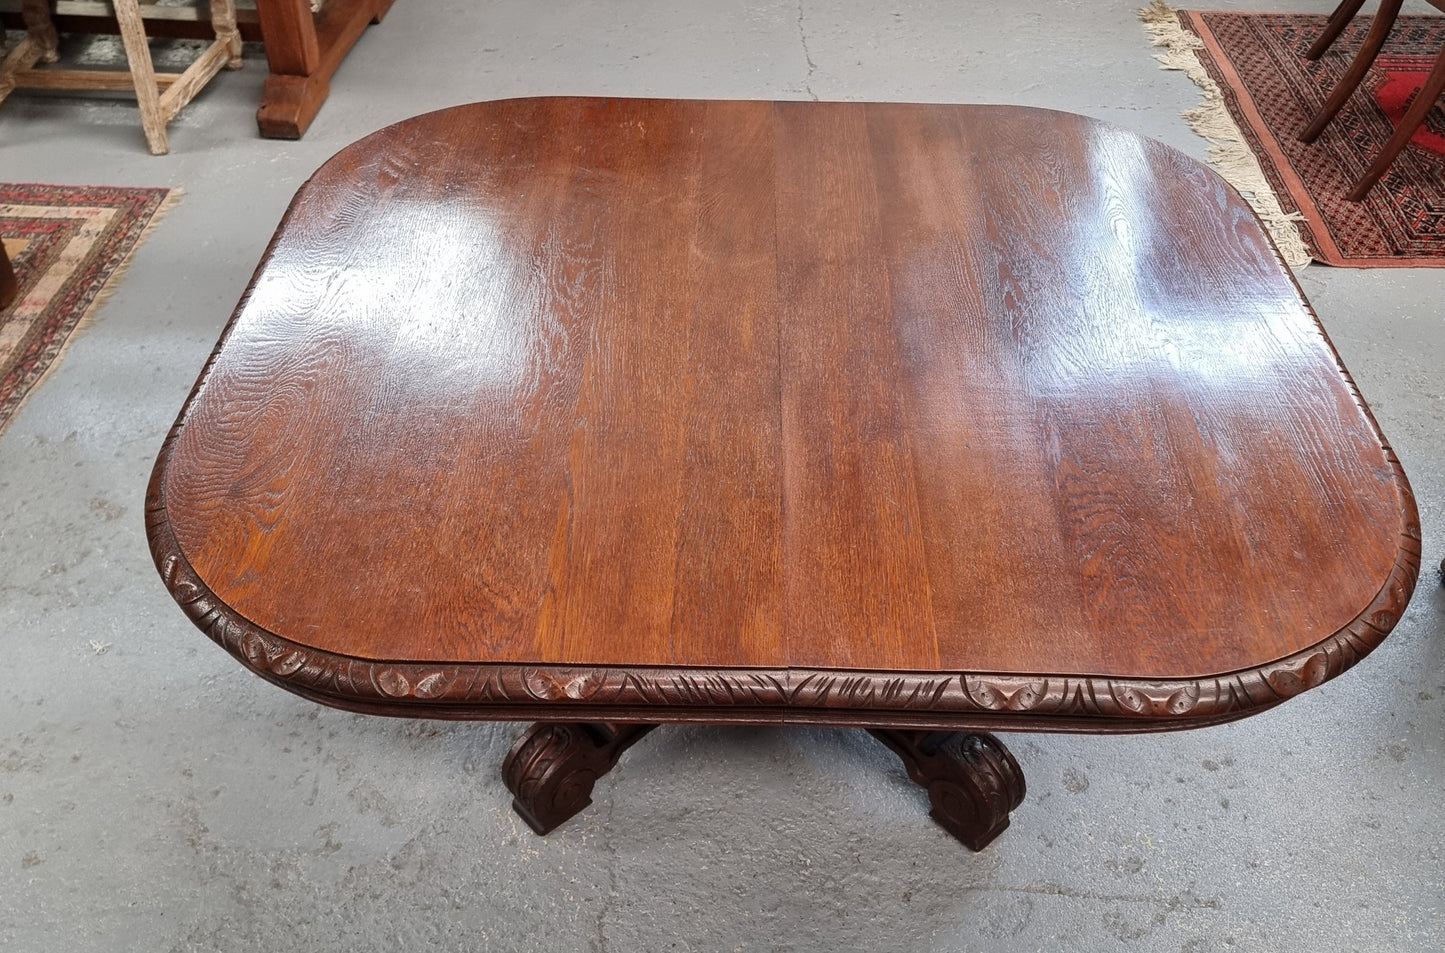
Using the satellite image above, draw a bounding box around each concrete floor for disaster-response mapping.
[1,1,1442,950]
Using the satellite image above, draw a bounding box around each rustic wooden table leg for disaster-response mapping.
[868,729,1026,851]
[0,0,60,108]
[113,0,170,154]
[502,722,656,835]
[19,0,60,63]
[254,0,395,139]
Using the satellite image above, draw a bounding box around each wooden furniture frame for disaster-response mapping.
[149,98,1420,852]
[1299,0,1445,200]
[0,0,394,140]
[0,0,242,154]
[253,0,393,139]
[0,0,261,41]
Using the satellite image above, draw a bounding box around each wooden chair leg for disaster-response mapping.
[1348,43,1445,199]
[1300,0,1404,143]
[112,0,168,154]
[1306,0,1371,61]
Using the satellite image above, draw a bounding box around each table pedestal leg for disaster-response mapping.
[502,722,656,834]
[867,729,1026,851]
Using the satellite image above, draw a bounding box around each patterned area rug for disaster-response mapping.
[0,183,175,434]
[1143,5,1445,267]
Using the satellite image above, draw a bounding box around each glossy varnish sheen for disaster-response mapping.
[160,98,1412,680]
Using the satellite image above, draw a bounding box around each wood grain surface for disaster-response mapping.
[155,98,1417,689]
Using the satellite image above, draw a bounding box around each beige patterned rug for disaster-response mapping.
[0,182,176,435]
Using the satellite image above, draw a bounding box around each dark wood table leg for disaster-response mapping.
[0,239,18,310]
[868,729,1026,851]
[502,722,656,835]
[254,0,395,139]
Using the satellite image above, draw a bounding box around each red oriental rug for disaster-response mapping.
[1143,5,1445,267]
[0,183,176,435]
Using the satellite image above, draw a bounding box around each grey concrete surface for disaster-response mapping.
[1,1,1442,950]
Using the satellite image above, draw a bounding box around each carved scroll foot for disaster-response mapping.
[868,729,1026,851]
[502,722,656,835]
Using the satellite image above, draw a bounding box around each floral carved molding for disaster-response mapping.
[146,478,1420,731]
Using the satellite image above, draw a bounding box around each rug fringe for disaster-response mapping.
[80,187,184,324]
[2,188,182,435]
[1139,1,1313,268]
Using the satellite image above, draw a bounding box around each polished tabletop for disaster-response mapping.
[149,98,1418,729]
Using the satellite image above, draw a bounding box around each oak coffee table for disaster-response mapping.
[147,98,1420,851]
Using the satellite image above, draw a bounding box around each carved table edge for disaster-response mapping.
[146,413,1421,731]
